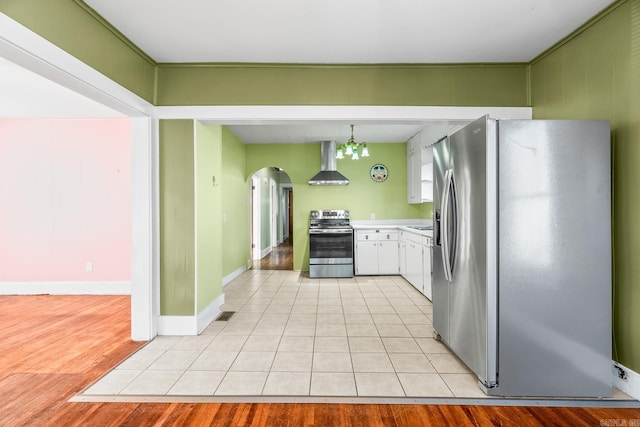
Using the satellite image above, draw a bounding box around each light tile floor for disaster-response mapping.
[84,270,629,400]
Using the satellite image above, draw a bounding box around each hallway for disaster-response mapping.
[254,238,293,270]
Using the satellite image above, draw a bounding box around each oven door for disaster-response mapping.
[309,228,353,264]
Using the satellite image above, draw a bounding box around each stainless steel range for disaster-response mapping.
[308,210,354,278]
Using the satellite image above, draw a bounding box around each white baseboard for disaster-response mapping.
[613,361,640,400]
[0,281,131,295]
[197,293,225,334]
[157,315,197,336]
[157,293,226,336]
[261,246,272,258]
[223,265,247,286]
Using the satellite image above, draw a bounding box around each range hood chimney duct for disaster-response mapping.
[308,141,349,186]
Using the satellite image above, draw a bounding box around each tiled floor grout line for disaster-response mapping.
[342,280,358,397]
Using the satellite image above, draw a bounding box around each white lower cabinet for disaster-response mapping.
[405,234,423,292]
[378,240,399,275]
[398,231,407,277]
[355,240,379,275]
[356,227,432,300]
[355,229,399,275]
[422,236,432,300]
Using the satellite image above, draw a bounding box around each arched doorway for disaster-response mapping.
[250,167,293,270]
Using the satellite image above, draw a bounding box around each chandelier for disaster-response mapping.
[336,124,369,160]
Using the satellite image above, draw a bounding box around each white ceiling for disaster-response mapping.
[84,0,612,63]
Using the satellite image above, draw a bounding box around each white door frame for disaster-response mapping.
[279,183,292,241]
[270,178,277,247]
[251,176,261,260]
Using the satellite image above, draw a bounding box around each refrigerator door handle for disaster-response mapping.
[441,169,453,282]
[448,171,458,278]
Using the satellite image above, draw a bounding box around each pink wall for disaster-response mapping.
[0,119,131,282]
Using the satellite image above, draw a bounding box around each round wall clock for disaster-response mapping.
[370,164,388,182]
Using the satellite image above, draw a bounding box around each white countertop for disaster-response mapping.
[351,219,433,237]
[398,225,433,237]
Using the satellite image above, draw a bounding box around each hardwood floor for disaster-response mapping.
[254,237,293,270]
[1,294,638,426]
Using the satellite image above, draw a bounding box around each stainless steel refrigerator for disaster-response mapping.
[432,115,612,397]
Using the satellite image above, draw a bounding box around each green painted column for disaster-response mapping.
[195,123,223,313]
[159,120,195,315]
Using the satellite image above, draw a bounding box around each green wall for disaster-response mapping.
[221,127,250,276]
[195,123,222,313]
[159,120,195,315]
[529,0,639,371]
[156,63,528,106]
[0,0,156,103]
[246,142,429,270]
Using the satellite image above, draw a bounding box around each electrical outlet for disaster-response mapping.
[370,213,376,220]
[86,262,93,272]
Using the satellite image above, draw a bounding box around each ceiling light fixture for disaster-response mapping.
[336,124,369,160]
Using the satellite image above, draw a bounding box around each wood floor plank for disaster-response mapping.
[255,238,293,270]
[0,294,638,426]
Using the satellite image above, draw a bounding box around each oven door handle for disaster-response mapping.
[309,229,353,234]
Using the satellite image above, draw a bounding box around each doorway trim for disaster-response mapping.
[279,183,293,241]
[251,175,261,261]
[270,178,278,247]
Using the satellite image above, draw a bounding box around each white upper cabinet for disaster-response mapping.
[407,134,422,204]
[421,149,434,201]
[407,124,447,204]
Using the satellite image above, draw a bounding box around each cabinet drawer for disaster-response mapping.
[356,230,377,241]
[379,231,398,241]
[356,229,398,241]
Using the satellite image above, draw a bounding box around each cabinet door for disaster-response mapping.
[419,125,445,203]
[355,241,379,275]
[399,240,407,277]
[406,242,423,292]
[378,241,399,275]
[421,150,434,202]
[407,136,421,204]
[422,242,432,300]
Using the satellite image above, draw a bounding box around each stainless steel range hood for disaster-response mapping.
[308,141,349,186]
